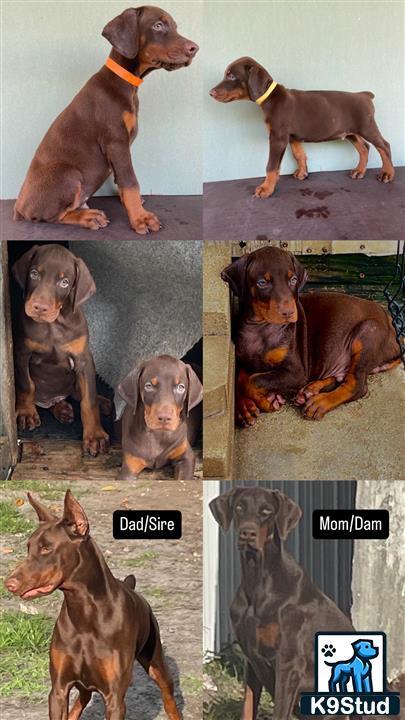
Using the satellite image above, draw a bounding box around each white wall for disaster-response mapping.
[2,0,202,198]
[203,0,405,182]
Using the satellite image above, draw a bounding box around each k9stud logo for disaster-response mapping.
[300,632,400,716]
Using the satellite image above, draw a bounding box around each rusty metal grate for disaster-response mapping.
[384,240,405,368]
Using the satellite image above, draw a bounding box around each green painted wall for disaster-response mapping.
[203,0,405,181]
[2,0,202,198]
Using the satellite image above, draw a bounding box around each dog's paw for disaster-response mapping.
[293,169,308,180]
[303,394,332,420]
[321,644,336,658]
[83,428,110,457]
[267,392,286,411]
[253,183,274,199]
[16,405,41,431]
[350,168,366,179]
[81,209,110,229]
[376,171,394,183]
[236,396,260,427]
[131,210,161,235]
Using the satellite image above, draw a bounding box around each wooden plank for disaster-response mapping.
[0,241,18,478]
[231,240,402,257]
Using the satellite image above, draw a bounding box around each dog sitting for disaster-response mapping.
[117,355,203,480]
[210,56,395,198]
[12,244,109,455]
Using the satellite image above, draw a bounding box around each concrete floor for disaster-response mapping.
[1,194,202,241]
[203,167,405,242]
[234,366,405,481]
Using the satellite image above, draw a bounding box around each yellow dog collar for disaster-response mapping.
[256,80,278,106]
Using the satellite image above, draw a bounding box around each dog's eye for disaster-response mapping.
[59,278,70,289]
[29,269,40,280]
[227,73,236,81]
[289,276,298,287]
[152,21,165,32]
[235,504,243,513]
[39,546,51,555]
[261,508,272,516]
[257,278,269,288]
[176,383,186,393]
[144,382,155,391]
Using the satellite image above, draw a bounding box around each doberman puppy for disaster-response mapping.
[117,355,203,480]
[13,244,109,455]
[209,486,356,720]
[5,491,181,720]
[210,57,395,198]
[14,6,198,235]
[221,246,401,425]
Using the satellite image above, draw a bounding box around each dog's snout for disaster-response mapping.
[31,299,50,315]
[184,41,199,57]
[157,406,175,423]
[239,525,258,543]
[209,88,218,98]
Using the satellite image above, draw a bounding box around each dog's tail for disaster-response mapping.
[362,91,375,99]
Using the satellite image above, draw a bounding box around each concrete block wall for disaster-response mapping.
[203,244,235,479]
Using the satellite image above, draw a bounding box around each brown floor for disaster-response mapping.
[1,195,202,241]
[203,167,405,242]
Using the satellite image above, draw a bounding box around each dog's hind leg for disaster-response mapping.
[361,121,395,183]
[347,134,369,179]
[68,688,92,720]
[241,662,264,719]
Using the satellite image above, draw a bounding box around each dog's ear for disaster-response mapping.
[117,362,145,413]
[291,253,308,292]
[209,487,245,532]
[221,254,250,298]
[12,246,39,294]
[62,490,89,538]
[184,364,203,416]
[273,490,302,540]
[102,8,140,59]
[247,64,271,101]
[71,257,96,312]
[27,492,57,523]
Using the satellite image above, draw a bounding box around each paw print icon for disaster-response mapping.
[321,644,336,659]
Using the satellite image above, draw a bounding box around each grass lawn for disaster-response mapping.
[0,611,53,698]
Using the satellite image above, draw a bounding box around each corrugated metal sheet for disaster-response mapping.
[215,480,356,650]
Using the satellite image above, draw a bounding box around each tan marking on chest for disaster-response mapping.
[61,335,87,355]
[123,110,136,135]
[256,622,280,648]
[168,438,188,461]
[25,338,49,353]
[263,346,288,365]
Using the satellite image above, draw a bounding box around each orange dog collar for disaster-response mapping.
[105,57,143,87]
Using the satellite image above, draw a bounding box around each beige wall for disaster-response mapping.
[203,0,405,181]
[2,1,202,197]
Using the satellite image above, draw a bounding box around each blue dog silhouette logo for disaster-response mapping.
[300,632,401,715]
[325,638,378,693]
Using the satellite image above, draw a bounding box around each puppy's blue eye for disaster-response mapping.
[257,278,268,288]
[30,269,39,280]
[144,382,154,391]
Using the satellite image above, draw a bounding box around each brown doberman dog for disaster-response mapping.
[221,246,401,425]
[13,244,109,455]
[117,355,203,480]
[5,491,181,720]
[210,486,358,720]
[14,6,198,235]
[210,57,395,198]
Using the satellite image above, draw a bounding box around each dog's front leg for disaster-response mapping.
[14,344,41,431]
[241,662,263,720]
[171,443,196,480]
[254,133,288,198]
[72,350,109,456]
[106,141,160,235]
[48,683,69,720]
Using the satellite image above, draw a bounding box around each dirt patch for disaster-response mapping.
[0,478,202,719]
